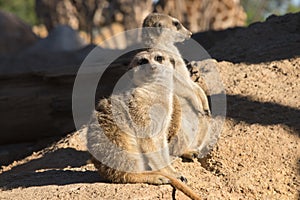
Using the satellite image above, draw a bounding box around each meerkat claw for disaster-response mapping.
[205,109,211,116]
[197,109,206,116]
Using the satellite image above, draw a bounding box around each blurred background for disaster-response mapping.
[0,0,299,47]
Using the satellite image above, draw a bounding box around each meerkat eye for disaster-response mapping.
[137,58,149,65]
[154,55,164,63]
[172,21,181,30]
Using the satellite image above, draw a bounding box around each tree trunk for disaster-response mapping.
[154,0,246,32]
[35,0,153,43]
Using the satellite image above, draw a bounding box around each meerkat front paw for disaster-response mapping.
[187,61,201,82]
[204,109,211,116]
[195,105,209,116]
[193,100,208,116]
[197,109,206,116]
[195,101,211,116]
[193,85,211,116]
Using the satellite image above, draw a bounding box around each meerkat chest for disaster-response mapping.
[125,86,172,129]
[130,87,173,114]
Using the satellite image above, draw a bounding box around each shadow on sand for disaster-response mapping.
[209,93,299,135]
[0,148,106,190]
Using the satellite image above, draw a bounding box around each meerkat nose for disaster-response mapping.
[151,65,157,70]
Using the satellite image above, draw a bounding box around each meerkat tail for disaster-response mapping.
[149,172,202,200]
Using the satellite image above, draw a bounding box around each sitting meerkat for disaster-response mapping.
[142,13,211,160]
[87,50,201,200]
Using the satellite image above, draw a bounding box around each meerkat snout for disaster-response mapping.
[187,30,192,38]
[151,64,158,70]
[172,19,192,38]
[142,13,192,45]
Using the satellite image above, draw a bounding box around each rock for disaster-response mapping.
[0,44,129,145]
[25,25,86,53]
[0,10,38,54]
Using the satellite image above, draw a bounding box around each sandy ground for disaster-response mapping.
[0,55,299,199]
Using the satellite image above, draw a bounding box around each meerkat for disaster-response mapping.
[87,50,201,200]
[142,13,210,116]
[142,13,211,160]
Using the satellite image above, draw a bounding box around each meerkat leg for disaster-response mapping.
[178,81,210,116]
[121,170,199,200]
[91,156,171,184]
[173,72,205,115]
[92,157,201,199]
[187,61,201,82]
[193,83,211,116]
[116,171,201,200]
[187,61,211,116]
[139,138,187,181]
[158,165,187,182]
[124,171,200,200]
[182,114,210,162]
[123,172,172,185]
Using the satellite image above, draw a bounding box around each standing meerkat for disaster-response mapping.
[87,50,202,200]
[142,13,210,116]
[142,13,211,160]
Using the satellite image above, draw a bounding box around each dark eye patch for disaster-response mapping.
[154,55,164,63]
[170,58,175,68]
[156,22,162,27]
[137,58,149,65]
[172,21,181,30]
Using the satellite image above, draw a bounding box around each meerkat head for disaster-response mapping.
[142,13,192,45]
[129,50,175,86]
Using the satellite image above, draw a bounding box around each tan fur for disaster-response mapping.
[142,13,210,159]
[87,50,201,200]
